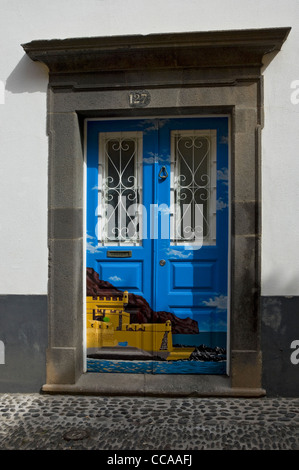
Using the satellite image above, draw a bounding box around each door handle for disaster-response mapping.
[158,166,168,180]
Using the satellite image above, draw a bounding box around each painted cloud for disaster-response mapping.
[86,234,102,254]
[203,295,228,310]
[109,275,122,282]
[217,198,228,211]
[217,168,228,182]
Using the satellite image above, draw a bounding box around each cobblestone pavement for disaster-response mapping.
[0,394,298,450]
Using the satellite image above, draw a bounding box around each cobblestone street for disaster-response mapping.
[0,394,298,451]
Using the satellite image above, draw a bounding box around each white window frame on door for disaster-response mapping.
[170,129,217,247]
[97,131,143,246]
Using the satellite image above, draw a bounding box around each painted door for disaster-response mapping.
[86,117,229,374]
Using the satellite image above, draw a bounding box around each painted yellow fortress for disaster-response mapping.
[86,291,193,361]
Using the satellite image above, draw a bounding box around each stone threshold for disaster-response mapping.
[42,373,266,397]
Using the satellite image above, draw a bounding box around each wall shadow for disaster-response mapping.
[6,54,48,94]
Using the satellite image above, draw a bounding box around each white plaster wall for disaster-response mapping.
[0,0,298,295]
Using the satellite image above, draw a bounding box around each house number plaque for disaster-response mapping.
[129,90,151,108]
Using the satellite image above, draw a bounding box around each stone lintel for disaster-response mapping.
[22,28,291,74]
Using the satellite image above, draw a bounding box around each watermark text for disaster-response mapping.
[290,80,299,104]
[290,340,299,364]
[0,341,5,364]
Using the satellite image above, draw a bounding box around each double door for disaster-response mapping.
[86,117,229,374]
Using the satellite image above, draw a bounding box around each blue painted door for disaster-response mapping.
[86,117,229,374]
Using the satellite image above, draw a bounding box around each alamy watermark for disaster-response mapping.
[98,201,205,249]
[290,340,299,365]
[290,80,299,104]
[0,341,5,364]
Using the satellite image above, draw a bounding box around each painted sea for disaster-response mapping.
[87,359,226,374]
[87,332,227,374]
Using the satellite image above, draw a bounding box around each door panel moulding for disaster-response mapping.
[23,27,291,396]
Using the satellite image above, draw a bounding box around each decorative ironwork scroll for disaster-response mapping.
[171,130,217,245]
[98,132,143,245]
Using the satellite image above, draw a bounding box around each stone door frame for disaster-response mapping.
[23,28,290,396]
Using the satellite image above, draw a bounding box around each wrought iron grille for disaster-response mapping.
[170,130,217,245]
[98,132,143,245]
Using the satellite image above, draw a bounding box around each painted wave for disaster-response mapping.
[87,359,226,374]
